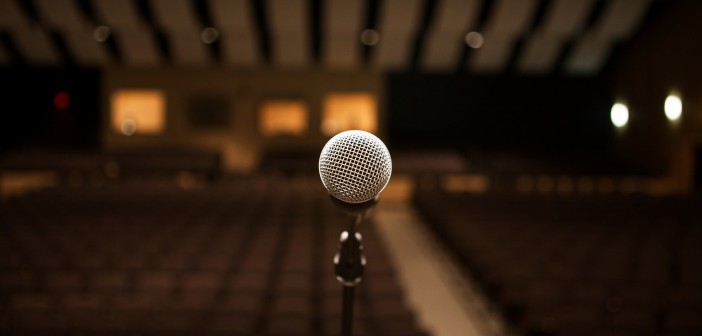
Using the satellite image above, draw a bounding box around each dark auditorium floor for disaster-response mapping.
[2,171,702,336]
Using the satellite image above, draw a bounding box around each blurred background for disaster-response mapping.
[1,0,701,335]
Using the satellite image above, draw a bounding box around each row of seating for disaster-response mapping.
[414,191,702,336]
[0,150,222,181]
[0,178,428,335]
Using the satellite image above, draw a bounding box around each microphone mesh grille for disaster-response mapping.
[319,130,392,203]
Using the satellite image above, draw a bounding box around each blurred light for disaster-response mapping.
[597,177,615,194]
[259,100,308,136]
[322,93,378,135]
[536,175,554,194]
[360,29,380,46]
[611,103,629,128]
[89,171,104,187]
[93,26,110,42]
[68,171,83,187]
[664,94,682,121]
[104,160,120,179]
[465,32,484,48]
[577,176,594,194]
[516,175,534,193]
[619,177,639,194]
[54,92,70,110]
[111,90,166,135]
[201,27,220,44]
[441,174,489,194]
[121,118,137,136]
[557,176,574,195]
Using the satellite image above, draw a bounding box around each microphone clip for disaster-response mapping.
[334,230,366,286]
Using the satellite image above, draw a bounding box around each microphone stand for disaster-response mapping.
[331,196,377,336]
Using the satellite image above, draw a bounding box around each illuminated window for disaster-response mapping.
[322,93,378,135]
[111,90,166,135]
[259,100,308,136]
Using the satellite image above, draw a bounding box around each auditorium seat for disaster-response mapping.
[414,191,702,336]
[0,178,428,336]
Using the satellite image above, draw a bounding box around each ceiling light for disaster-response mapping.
[360,29,380,46]
[465,32,484,49]
[201,27,220,44]
[93,26,110,42]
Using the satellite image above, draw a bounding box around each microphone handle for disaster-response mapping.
[334,212,366,336]
[342,285,356,336]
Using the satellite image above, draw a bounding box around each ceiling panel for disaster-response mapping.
[115,28,161,67]
[63,28,111,65]
[517,35,563,74]
[220,33,259,67]
[377,0,423,35]
[210,0,255,33]
[34,0,88,30]
[537,0,594,37]
[565,33,612,75]
[372,0,422,69]
[325,0,364,33]
[270,35,309,67]
[150,0,200,31]
[324,34,361,69]
[92,0,145,30]
[0,0,29,28]
[267,0,309,66]
[11,26,60,65]
[595,0,651,39]
[422,32,464,71]
[483,0,538,37]
[469,36,514,73]
[323,0,364,68]
[373,37,415,69]
[268,0,307,35]
[168,30,210,66]
[431,0,480,33]
[422,0,479,71]
[210,0,259,66]
[0,0,655,73]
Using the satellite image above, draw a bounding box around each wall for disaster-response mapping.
[0,68,101,152]
[612,0,702,190]
[386,73,614,153]
[102,69,384,172]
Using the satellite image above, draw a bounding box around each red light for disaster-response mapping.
[54,92,70,110]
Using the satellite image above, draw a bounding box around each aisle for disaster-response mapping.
[374,200,508,336]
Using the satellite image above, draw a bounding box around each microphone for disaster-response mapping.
[319,130,392,336]
[319,130,392,204]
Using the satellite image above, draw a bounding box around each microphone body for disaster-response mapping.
[319,130,392,336]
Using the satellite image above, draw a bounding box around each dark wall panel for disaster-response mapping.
[387,74,614,153]
[0,68,101,152]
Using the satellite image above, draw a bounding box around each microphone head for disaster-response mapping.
[319,130,392,203]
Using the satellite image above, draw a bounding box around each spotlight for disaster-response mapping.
[465,32,484,49]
